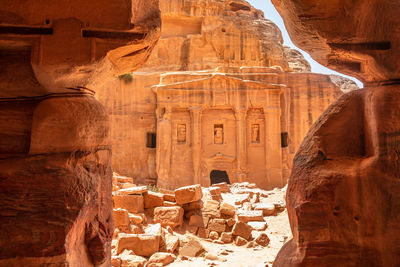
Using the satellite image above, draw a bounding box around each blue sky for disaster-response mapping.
[247,0,363,88]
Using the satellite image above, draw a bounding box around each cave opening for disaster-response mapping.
[210,170,230,185]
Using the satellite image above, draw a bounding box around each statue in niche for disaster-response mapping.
[251,124,260,143]
[177,124,186,143]
[214,124,224,144]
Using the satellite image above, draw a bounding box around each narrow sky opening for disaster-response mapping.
[248,0,363,88]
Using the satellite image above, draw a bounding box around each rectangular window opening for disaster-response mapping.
[281,132,288,148]
[147,133,156,148]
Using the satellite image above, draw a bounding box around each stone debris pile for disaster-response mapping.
[111,173,287,267]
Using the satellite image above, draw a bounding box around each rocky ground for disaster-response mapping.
[111,174,291,267]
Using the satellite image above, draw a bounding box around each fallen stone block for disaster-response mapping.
[213,182,231,193]
[220,202,235,217]
[117,233,160,256]
[144,191,164,209]
[208,218,226,233]
[232,221,252,240]
[113,208,130,229]
[175,184,203,205]
[119,186,148,195]
[179,237,205,257]
[202,200,220,218]
[129,213,143,225]
[209,231,219,240]
[235,236,248,246]
[147,252,176,267]
[237,210,264,222]
[254,203,275,216]
[255,232,270,247]
[113,195,144,213]
[197,227,210,239]
[154,206,184,228]
[220,232,233,243]
[248,221,268,231]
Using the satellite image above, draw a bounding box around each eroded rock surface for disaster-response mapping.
[0,1,160,266]
[271,0,400,266]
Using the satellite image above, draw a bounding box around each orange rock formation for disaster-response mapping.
[97,0,357,190]
[0,1,160,266]
[271,0,400,266]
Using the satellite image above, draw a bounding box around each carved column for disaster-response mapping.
[235,108,247,183]
[156,107,172,189]
[189,107,202,185]
[264,107,283,189]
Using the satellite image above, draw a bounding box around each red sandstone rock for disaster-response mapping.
[163,193,176,202]
[237,210,264,223]
[147,252,176,266]
[255,233,270,247]
[248,222,268,231]
[179,237,205,257]
[174,184,203,205]
[117,234,160,256]
[113,195,144,214]
[197,228,210,239]
[182,200,203,211]
[208,219,227,233]
[220,232,233,243]
[114,209,130,230]
[213,182,231,193]
[165,234,179,253]
[154,206,184,228]
[254,203,275,216]
[144,191,165,209]
[235,236,248,246]
[232,221,252,240]
[220,202,236,217]
[209,231,219,240]
[202,200,221,218]
[189,215,206,228]
[119,186,148,195]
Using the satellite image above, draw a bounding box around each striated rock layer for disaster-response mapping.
[0,1,160,266]
[271,0,400,266]
[97,0,357,190]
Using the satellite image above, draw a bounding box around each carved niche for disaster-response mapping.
[177,124,186,143]
[214,124,224,144]
[251,124,260,143]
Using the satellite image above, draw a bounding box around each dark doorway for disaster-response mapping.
[210,170,230,185]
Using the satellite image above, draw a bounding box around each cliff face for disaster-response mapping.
[0,1,160,266]
[271,0,400,266]
[97,0,356,190]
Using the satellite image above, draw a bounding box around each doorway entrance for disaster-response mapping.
[210,170,230,185]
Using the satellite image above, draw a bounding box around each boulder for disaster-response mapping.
[119,250,147,267]
[119,186,148,195]
[179,237,205,257]
[213,182,231,193]
[129,214,144,225]
[232,221,252,240]
[117,234,160,256]
[220,202,235,217]
[113,208,130,229]
[197,228,210,239]
[237,210,264,222]
[189,214,207,228]
[165,234,180,253]
[144,191,164,209]
[182,200,203,212]
[202,200,221,218]
[147,252,176,266]
[255,232,270,247]
[248,221,268,231]
[220,232,233,243]
[163,194,176,203]
[113,195,144,213]
[174,184,203,205]
[209,231,219,240]
[235,236,248,246]
[154,206,184,228]
[207,218,226,233]
[254,203,275,216]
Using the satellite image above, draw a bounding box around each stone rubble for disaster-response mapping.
[111,173,290,267]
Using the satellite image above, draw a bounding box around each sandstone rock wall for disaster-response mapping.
[0,1,160,266]
[271,0,400,266]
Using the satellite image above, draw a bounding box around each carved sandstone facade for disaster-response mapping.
[97,0,355,190]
